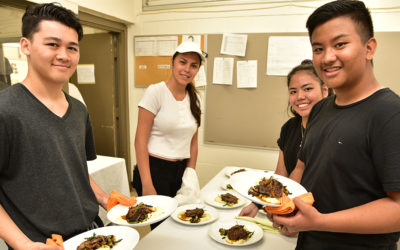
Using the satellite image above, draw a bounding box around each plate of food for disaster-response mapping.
[230,170,307,207]
[205,191,247,209]
[63,226,139,250]
[171,204,219,226]
[224,166,249,177]
[220,179,234,191]
[208,220,263,246]
[107,195,178,227]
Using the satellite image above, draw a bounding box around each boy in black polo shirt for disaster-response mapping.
[273,1,400,249]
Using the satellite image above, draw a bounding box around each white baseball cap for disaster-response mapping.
[173,41,205,61]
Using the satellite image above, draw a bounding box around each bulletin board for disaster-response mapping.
[204,33,300,149]
[204,32,400,149]
[135,35,205,87]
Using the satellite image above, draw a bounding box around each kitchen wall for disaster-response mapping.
[128,0,400,186]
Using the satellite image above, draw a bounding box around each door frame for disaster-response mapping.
[78,12,131,180]
[0,0,27,8]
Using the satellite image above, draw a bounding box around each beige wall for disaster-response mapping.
[128,0,400,187]
[30,0,135,23]
[30,0,400,187]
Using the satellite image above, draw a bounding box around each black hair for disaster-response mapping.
[172,52,202,127]
[22,2,83,41]
[286,60,333,117]
[306,0,373,43]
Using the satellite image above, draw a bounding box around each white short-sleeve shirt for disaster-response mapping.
[138,81,198,159]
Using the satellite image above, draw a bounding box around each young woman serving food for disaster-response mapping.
[133,41,203,199]
[239,60,331,219]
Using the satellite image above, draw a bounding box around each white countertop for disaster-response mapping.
[134,166,297,250]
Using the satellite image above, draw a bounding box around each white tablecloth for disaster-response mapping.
[88,155,131,225]
[134,167,297,250]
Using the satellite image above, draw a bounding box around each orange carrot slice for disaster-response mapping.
[46,234,64,250]
[46,238,57,245]
[266,192,314,215]
[107,190,137,211]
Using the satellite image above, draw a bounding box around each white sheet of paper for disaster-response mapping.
[135,36,178,56]
[135,37,155,56]
[213,57,234,85]
[267,36,312,76]
[194,65,207,87]
[221,33,248,57]
[237,60,257,88]
[77,64,95,84]
[156,36,178,56]
[9,60,28,84]
[157,64,170,69]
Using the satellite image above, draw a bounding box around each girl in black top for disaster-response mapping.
[275,60,332,176]
[239,60,331,217]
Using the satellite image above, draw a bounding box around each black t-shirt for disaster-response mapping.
[297,89,400,249]
[277,116,302,175]
[0,84,98,243]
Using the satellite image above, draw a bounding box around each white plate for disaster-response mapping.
[224,166,249,177]
[220,179,234,191]
[171,204,219,226]
[107,195,178,227]
[205,191,247,209]
[230,170,307,207]
[63,226,139,250]
[208,220,263,246]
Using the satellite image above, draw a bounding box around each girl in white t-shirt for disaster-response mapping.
[133,42,204,203]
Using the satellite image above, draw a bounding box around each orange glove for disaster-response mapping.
[46,234,64,250]
[265,192,314,215]
[107,190,137,211]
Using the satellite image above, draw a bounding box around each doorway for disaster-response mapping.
[69,13,132,179]
[70,30,119,157]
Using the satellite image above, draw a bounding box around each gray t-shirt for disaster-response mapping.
[0,84,98,242]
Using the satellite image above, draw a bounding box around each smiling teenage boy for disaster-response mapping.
[273,0,400,249]
[0,3,109,250]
